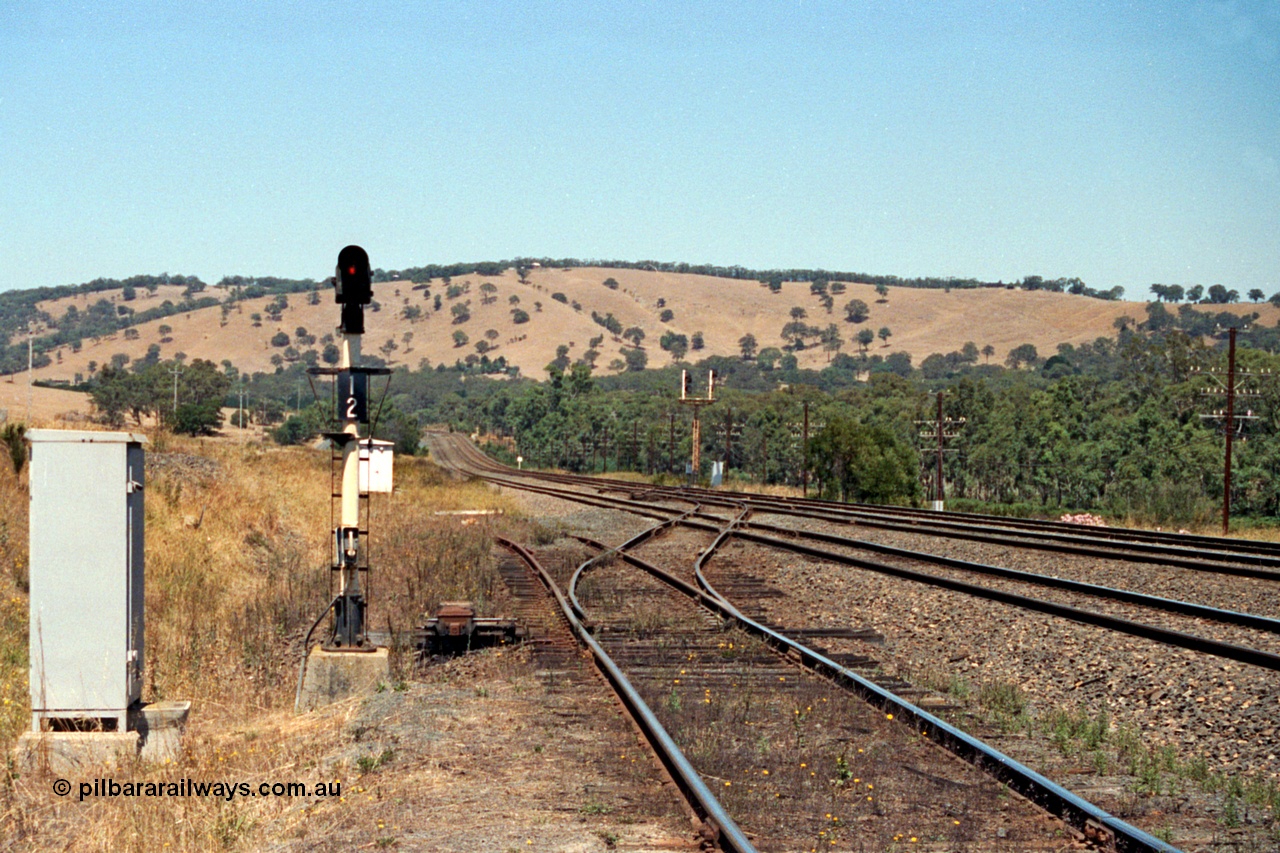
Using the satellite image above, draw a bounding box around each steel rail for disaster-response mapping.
[431,435,1280,668]
[432,432,1280,573]
[715,525,1280,673]
[496,537,756,853]
[570,530,1178,853]
[441,448,1280,640]
[733,518,1280,635]
[460,463,1280,672]
[737,500,1280,577]
[645,475,1280,559]
[763,492,1280,558]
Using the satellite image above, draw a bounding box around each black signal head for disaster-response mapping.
[335,245,371,305]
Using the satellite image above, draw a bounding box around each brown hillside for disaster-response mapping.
[23,268,1276,384]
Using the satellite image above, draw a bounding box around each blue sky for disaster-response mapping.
[1,1,1277,295]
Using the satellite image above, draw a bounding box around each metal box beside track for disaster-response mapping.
[27,429,146,731]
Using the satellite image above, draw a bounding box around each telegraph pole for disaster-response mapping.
[169,363,184,419]
[936,392,944,507]
[726,409,735,474]
[1197,327,1263,535]
[915,391,965,511]
[26,324,33,424]
[1224,328,1236,536]
[668,411,676,474]
[802,401,810,498]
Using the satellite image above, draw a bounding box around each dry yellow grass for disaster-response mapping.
[24,268,1263,384]
[0,434,528,850]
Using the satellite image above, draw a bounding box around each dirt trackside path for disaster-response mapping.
[272,648,700,853]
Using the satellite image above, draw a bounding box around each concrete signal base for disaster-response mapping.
[296,646,390,712]
[14,701,191,774]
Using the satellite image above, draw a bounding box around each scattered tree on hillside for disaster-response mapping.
[691,331,705,350]
[480,282,498,304]
[623,326,646,346]
[821,324,843,361]
[603,277,620,290]
[659,309,674,323]
[1206,284,1239,304]
[981,344,996,362]
[875,284,889,302]
[552,292,568,304]
[548,345,571,372]
[877,326,892,346]
[781,319,814,350]
[844,299,869,323]
[1249,289,1265,303]
[757,347,783,370]
[738,333,758,360]
[660,331,690,360]
[1005,343,1040,369]
[622,347,647,371]
[452,330,469,348]
[511,308,530,324]
[856,328,875,356]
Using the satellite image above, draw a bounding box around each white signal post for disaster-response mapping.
[338,331,361,571]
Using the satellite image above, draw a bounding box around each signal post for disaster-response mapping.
[679,369,716,484]
[297,246,391,710]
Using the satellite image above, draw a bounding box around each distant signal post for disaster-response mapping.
[679,369,716,485]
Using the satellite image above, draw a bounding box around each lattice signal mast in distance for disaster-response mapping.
[679,369,716,483]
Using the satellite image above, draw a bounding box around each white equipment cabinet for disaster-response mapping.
[27,429,146,732]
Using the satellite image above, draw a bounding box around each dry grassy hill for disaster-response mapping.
[22,267,1275,385]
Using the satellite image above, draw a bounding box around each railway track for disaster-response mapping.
[435,431,1280,578]
[494,537,756,852]
[427,431,1280,847]
[433,436,1280,672]
[494,525,1172,845]
[437,438,1280,671]
[559,513,1173,849]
